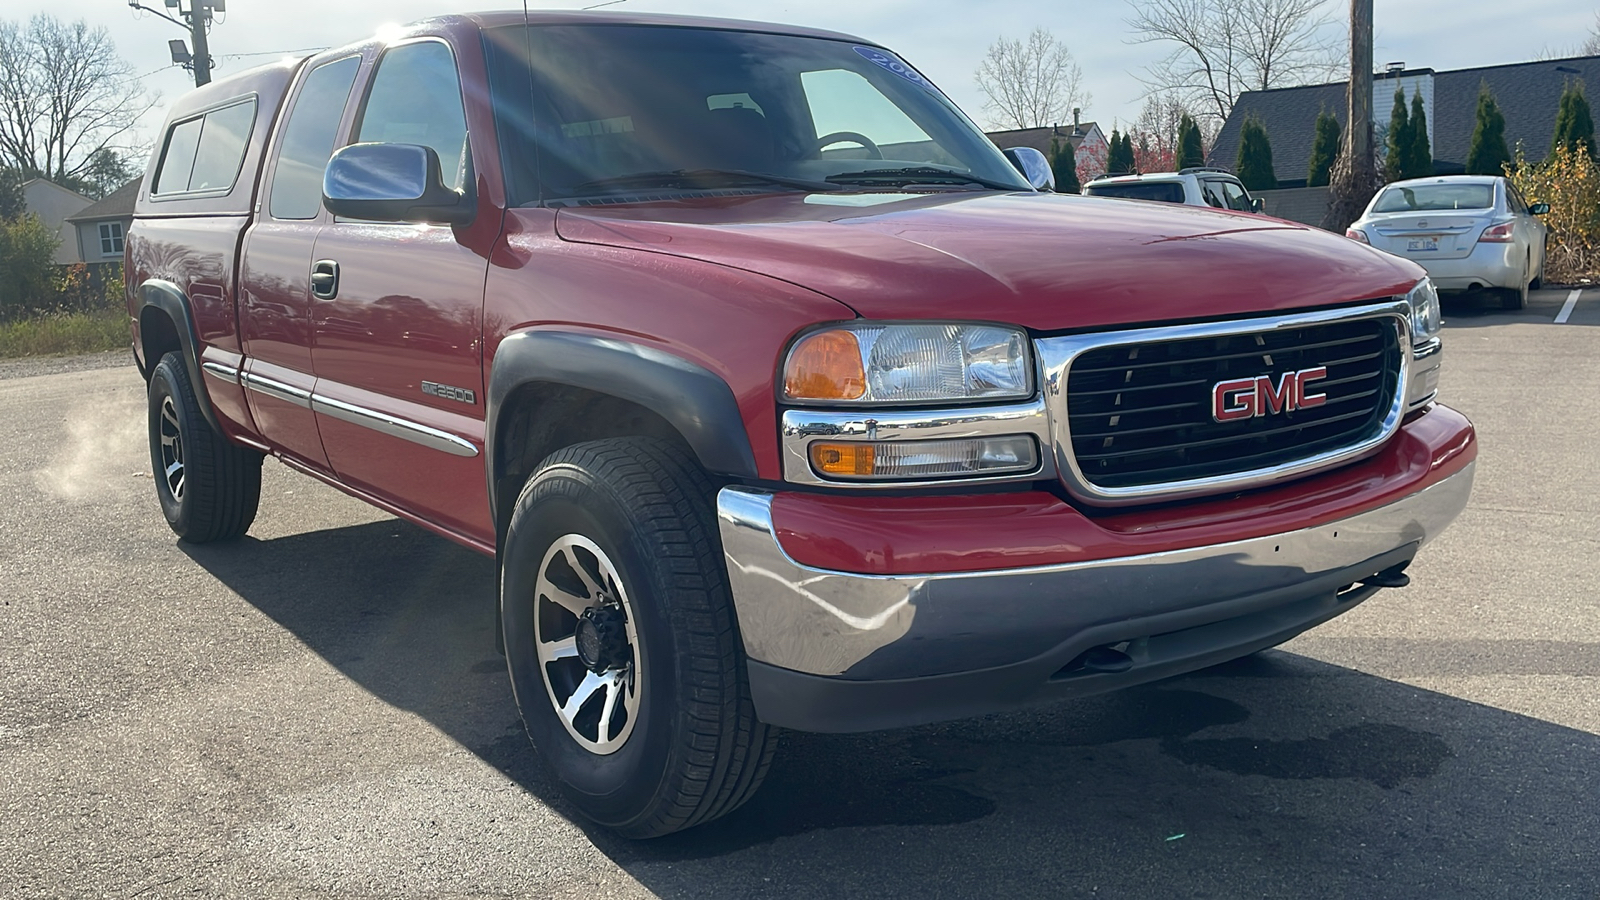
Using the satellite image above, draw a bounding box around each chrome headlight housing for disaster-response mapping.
[1406,277,1442,346]
[782,322,1033,405]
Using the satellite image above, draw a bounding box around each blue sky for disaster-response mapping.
[33,0,1600,150]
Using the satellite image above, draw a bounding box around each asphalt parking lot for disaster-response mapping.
[1,287,1596,899]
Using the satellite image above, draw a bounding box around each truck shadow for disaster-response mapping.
[183,519,1600,899]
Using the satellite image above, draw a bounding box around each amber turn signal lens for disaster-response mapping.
[784,331,866,401]
[810,442,876,477]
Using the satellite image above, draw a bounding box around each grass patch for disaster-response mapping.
[0,308,129,359]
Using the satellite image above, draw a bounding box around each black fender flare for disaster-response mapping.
[138,280,224,435]
[485,330,759,530]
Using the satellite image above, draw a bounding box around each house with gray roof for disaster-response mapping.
[64,179,139,267]
[986,119,1109,172]
[1211,54,1599,188]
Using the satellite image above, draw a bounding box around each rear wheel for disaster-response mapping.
[147,352,262,542]
[1500,257,1529,310]
[500,437,777,838]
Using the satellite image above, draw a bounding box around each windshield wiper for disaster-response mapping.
[571,168,836,194]
[825,166,1024,192]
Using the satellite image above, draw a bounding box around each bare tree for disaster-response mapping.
[974,28,1090,131]
[1128,0,1341,127]
[1585,12,1600,55]
[0,15,155,183]
[1133,91,1220,159]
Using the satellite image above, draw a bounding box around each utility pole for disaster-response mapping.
[188,1,212,86]
[1322,0,1380,231]
[129,0,221,88]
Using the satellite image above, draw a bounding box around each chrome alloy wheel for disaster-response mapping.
[533,534,642,755]
[158,396,185,502]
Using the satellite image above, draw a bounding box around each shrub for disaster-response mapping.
[1384,85,1412,182]
[1177,114,1204,169]
[1050,137,1081,193]
[1236,117,1278,191]
[1406,90,1433,179]
[1306,110,1340,188]
[1507,143,1600,283]
[0,214,60,320]
[1467,84,1511,175]
[1552,79,1595,159]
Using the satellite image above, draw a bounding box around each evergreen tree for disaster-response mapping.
[1552,79,1596,158]
[1466,83,1511,175]
[1236,117,1278,191]
[1107,129,1134,174]
[1406,90,1433,179]
[1306,110,1341,187]
[1177,114,1205,169]
[1050,137,1080,193]
[1384,85,1412,182]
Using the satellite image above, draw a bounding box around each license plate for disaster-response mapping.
[1407,236,1440,252]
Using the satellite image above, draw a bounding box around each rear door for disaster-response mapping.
[307,37,494,542]
[238,54,365,472]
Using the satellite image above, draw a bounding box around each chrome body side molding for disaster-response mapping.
[242,370,478,457]
[310,394,479,458]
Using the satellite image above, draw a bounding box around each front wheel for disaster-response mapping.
[500,438,777,838]
[147,352,262,542]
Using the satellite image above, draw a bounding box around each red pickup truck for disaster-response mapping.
[127,11,1475,837]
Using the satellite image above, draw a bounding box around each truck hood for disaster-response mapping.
[554,191,1424,332]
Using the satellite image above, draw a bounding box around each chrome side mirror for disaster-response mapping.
[1530,202,1550,216]
[323,142,473,226]
[1251,197,1265,213]
[1002,147,1055,192]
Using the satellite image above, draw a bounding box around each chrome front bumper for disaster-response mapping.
[716,461,1475,732]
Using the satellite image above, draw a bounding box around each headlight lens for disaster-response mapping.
[1407,278,1442,345]
[783,323,1033,405]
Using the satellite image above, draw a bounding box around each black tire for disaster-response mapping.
[1501,257,1530,310]
[500,437,777,838]
[147,352,262,542]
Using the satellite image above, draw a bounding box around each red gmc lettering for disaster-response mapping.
[1256,372,1295,415]
[1212,366,1330,421]
[1295,367,1328,409]
[1212,377,1258,421]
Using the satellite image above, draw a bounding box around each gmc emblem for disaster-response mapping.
[1212,367,1328,422]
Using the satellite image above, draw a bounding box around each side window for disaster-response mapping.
[1506,184,1528,215]
[187,100,257,192]
[151,99,258,195]
[269,56,362,220]
[153,117,203,195]
[1200,180,1226,208]
[1219,180,1253,212]
[99,222,124,256]
[357,41,469,192]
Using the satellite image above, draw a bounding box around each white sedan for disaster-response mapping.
[1346,175,1548,309]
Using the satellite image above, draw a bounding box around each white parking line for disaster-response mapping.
[1555,289,1582,324]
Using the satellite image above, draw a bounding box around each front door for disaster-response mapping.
[238,54,364,473]
[308,38,494,543]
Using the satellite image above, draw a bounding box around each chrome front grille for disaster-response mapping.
[1037,301,1412,505]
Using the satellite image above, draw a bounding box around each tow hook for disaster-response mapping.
[1361,562,1412,589]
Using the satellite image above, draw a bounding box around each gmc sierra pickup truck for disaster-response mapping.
[128,11,1475,838]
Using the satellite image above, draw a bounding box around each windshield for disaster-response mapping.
[1084,182,1186,204]
[483,25,1030,204]
[1373,183,1495,213]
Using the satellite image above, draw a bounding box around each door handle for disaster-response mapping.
[310,259,340,300]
